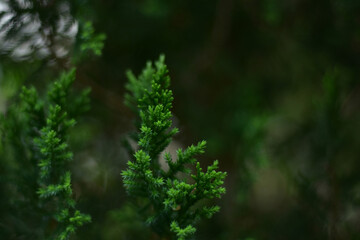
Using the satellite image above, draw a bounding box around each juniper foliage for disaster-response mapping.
[0,69,91,239]
[122,55,227,239]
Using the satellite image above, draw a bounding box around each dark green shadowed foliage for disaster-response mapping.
[0,69,91,239]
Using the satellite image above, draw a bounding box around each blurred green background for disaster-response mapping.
[1,0,360,239]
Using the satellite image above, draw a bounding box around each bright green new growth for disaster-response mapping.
[19,69,91,239]
[170,221,197,240]
[122,55,227,239]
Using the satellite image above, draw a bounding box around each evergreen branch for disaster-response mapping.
[122,55,227,239]
[33,71,91,239]
[170,221,196,240]
[48,68,91,118]
[7,68,92,239]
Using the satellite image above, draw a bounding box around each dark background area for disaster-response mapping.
[1,0,360,239]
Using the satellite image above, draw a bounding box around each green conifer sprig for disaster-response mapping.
[170,221,197,240]
[35,115,91,239]
[13,69,91,239]
[35,105,75,181]
[122,55,227,239]
[125,60,155,113]
[34,71,90,240]
[48,68,91,118]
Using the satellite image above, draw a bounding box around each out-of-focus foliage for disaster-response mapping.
[79,21,106,57]
[0,68,91,239]
[1,0,360,239]
[275,70,360,239]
